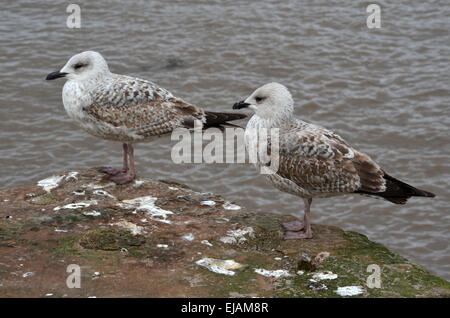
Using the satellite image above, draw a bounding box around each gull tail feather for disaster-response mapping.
[357,172,436,205]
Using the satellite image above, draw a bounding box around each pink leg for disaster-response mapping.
[100,143,129,176]
[111,143,136,184]
[122,143,129,171]
[284,198,313,240]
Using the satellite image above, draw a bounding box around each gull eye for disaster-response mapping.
[255,96,264,103]
[73,62,86,70]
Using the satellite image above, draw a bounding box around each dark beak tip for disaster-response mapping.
[232,100,250,110]
[46,71,67,81]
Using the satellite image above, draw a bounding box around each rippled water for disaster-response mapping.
[0,0,448,280]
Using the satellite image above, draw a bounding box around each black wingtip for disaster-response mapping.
[203,111,247,129]
[356,173,436,204]
[416,189,436,198]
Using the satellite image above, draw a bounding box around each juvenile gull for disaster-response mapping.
[46,51,245,184]
[233,82,435,239]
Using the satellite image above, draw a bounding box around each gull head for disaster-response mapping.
[233,82,294,120]
[46,51,110,82]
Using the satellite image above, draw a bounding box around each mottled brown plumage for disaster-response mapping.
[234,82,435,239]
[47,51,245,184]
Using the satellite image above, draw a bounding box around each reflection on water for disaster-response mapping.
[0,0,448,280]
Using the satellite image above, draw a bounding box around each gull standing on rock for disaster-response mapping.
[46,51,245,184]
[233,82,435,239]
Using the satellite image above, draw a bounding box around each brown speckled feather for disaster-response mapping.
[87,97,204,137]
[242,82,434,210]
[80,75,206,141]
[268,120,385,198]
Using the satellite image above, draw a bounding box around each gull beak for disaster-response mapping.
[46,71,68,80]
[233,100,251,110]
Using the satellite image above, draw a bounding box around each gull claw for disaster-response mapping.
[100,167,127,176]
[282,221,304,232]
[110,172,136,185]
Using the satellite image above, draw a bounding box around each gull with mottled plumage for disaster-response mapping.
[233,83,435,239]
[46,51,245,184]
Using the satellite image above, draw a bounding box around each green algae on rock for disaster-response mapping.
[0,168,448,298]
[79,228,146,251]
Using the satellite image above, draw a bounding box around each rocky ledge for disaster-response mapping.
[0,168,448,297]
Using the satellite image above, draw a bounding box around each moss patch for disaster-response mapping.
[31,193,59,205]
[79,228,146,251]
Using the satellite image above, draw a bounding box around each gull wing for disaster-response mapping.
[84,76,205,137]
[271,121,385,196]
